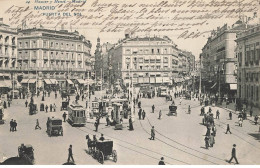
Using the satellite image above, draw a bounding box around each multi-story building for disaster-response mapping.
[94,38,113,83]
[0,21,18,91]
[17,28,92,90]
[236,24,260,108]
[200,22,246,97]
[108,34,181,86]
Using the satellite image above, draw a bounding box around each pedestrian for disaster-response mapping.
[238,118,242,127]
[99,134,105,141]
[67,145,74,163]
[158,110,162,119]
[142,110,146,120]
[204,136,209,149]
[216,110,220,119]
[225,124,232,134]
[228,144,239,164]
[3,101,7,109]
[10,119,13,132]
[53,103,56,112]
[63,112,67,122]
[8,101,10,107]
[94,121,99,132]
[129,117,134,130]
[152,104,155,113]
[229,111,232,120]
[212,125,216,136]
[13,120,17,131]
[50,104,53,112]
[45,105,48,112]
[35,119,41,130]
[150,126,155,140]
[254,115,258,125]
[106,115,110,126]
[81,95,84,101]
[138,109,142,120]
[206,127,211,136]
[188,105,191,114]
[250,109,253,117]
[158,157,165,165]
[209,133,215,147]
[179,97,182,105]
[42,95,44,101]
[25,100,28,107]
[55,92,57,99]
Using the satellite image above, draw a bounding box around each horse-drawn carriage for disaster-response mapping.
[86,135,117,164]
[46,117,63,136]
[18,144,35,164]
[61,101,69,111]
[168,104,177,116]
[29,104,37,115]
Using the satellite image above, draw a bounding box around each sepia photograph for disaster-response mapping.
[0,0,259,165]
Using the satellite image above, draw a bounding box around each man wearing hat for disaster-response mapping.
[99,134,105,141]
[150,126,155,140]
[67,145,74,163]
[228,144,239,164]
[158,157,165,165]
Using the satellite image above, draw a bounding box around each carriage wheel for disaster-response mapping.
[98,151,104,164]
[93,150,98,159]
[112,150,117,162]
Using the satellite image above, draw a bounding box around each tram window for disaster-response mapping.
[79,111,83,117]
[83,111,85,117]
[76,111,79,117]
[73,111,76,117]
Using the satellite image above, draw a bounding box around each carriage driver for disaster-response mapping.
[99,134,105,141]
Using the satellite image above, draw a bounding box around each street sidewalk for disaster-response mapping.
[215,102,260,125]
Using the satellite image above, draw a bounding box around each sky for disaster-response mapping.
[0,0,259,60]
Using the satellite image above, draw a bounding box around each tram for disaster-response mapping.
[67,102,86,126]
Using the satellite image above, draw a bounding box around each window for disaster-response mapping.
[25,42,28,48]
[43,41,47,47]
[139,58,143,63]
[19,42,22,47]
[156,59,161,63]
[125,49,131,54]
[163,57,168,63]
[150,59,155,63]
[164,48,167,54]
[140,66,143,70]
[50,42,54,47]
[156,66,160,69]
[157,49,160,54]
[152,49,154,54]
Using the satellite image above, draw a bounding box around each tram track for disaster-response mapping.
[74,124,189,164]
[138,118,220,165]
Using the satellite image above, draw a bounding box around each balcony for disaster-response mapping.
[31,56,37,60]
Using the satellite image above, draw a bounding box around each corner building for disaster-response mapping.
[236,24,260,108]
[17,28,92,90]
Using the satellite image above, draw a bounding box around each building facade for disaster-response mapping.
[17,28,92,90]
[200,22,246,97]
[236,24,260,108]
[0,21,18,91]
[108,35,183,86]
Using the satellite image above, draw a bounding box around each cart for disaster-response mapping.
[40,103,44,111]
[18,144,35,164]
[29,104,37,115]
[93,140,117,164]
[61,101,69,111]
[168,105,177,116]
[46,117,63,136]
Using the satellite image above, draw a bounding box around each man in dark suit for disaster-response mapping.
[67,145,74,163]
[228,144,239,164]
[158,157,165,165]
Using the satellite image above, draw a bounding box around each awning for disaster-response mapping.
[50,79,58,84]
[156,77,163,83]
[4,80,12,88]
[230,84,237,90]
[28,79,36,83]
[211,83,217,89]
[44,79,52,85]
[67,79,73,85]
[20,79,29,83]
[0,81,7,87]
[163,77,170,83]
[77,79,85,84]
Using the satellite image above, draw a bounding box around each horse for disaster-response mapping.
[86,135,96,154]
